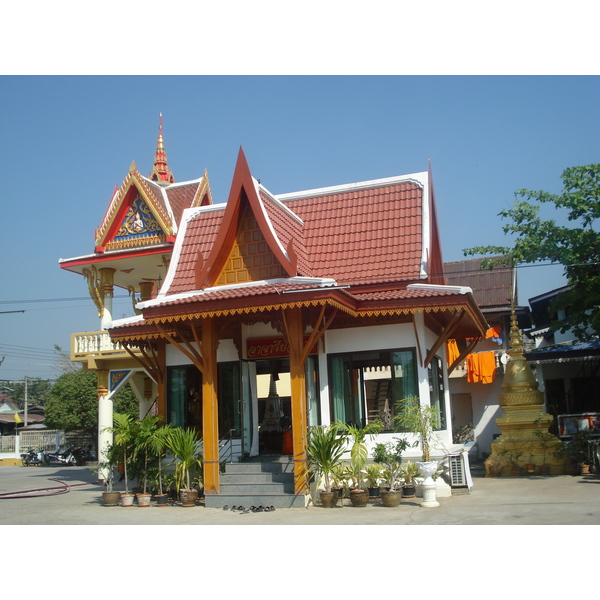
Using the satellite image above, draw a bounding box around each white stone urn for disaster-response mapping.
[417,460,440,508]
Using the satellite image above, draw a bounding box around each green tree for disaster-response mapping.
[44,370,98,433]
[44,371,138,432]
[465,164,600,339]
[5,378,53,409]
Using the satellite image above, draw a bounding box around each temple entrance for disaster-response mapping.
[255,359,292,454]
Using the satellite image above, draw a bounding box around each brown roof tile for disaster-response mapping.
[444,256,513,308]
[280,181,423,286]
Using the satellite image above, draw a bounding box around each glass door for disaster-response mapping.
[241,360,259,457]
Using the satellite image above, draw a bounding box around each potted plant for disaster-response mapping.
[400,460,419,497]
[330,463,347,504]
[149,422,175,506]
[373,437,410,507]
[306,424,348,508]
[336,420,383,507]
[102,412,138,506]
[132,414,161,507]
[98,443,121,506]
[167,426,203,506]
[394,396,442,506]
[364,463,382,498]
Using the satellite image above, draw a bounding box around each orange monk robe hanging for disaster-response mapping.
[446,339,460,367]
[466,351,497,384]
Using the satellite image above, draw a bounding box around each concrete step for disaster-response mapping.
[204,455,306,509]
[204,492,306,509]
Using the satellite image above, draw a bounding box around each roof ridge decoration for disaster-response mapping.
[194,147,298,289]
[149,113,175,185]
[192,168,213,207]
[94,160,175,253]
[424,157,446,285]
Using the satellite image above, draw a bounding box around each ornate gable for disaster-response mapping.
[195,147,297,288]
[95,162,174,253]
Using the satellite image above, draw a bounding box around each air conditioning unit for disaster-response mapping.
[448,453,468,487]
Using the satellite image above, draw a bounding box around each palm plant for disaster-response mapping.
[133,415,163,496]
[149,422,175,496]
[336,419,383,488]
[306,424,347,493]
[102,412,138,494]
[167,427,203,493]
[394,396,441,462]
[364,463,382,488]
[400,460,420,487]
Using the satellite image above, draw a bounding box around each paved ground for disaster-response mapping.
[1,463,599,525]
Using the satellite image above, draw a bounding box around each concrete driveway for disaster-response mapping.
[1,463,599,525]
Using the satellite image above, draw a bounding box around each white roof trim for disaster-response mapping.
[420,173,430,279]
[252,177,290,260]
[407,283,473,295]
[275,171,427,202]
[141,276,339,310]
[258,182,304,226]
[106,314,145,330]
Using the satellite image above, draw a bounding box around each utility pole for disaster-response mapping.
[24,376,28,428]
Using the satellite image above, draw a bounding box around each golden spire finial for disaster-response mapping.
[149,113,174,184]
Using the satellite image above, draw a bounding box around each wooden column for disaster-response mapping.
[201,317,220,494]
[156,339,167,420]
[283,307,309,494]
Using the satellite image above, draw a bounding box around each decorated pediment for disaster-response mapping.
[95,162,174,253]
[195,148,297,288]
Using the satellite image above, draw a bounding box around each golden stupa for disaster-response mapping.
[485,307,565,476]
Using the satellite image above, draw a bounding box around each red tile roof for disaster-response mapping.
[162,173,428,298]
[279,180,424,286]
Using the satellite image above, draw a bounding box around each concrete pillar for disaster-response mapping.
[97,369,113,483]
[100,268,115,329]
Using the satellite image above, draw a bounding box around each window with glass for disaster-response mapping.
[167,365,203,431]
[328,349,417,431]
[427,354,446,429]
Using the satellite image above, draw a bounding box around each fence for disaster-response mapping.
[0,430,96,460]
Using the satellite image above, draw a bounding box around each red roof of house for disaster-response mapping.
[108,148,487,340]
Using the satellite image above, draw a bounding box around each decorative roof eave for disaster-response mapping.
[192,169,213,207]
[59,244,174,271]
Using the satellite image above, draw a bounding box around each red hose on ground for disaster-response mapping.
[0,478,93,499]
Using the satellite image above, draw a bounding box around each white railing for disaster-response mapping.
[71,331,134,361]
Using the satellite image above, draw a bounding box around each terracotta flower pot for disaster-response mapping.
[120,493,135,507]
[136,493,152,507]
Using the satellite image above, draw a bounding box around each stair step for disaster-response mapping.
[205,493,307,509]
[205,456,306,509]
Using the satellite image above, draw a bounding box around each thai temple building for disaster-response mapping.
[60,117,493,507]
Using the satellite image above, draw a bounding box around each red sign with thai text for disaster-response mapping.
[246,336,318,359]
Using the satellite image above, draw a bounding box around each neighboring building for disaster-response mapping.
[60,120,490,505]
[525,286,600,437]
[0,395,45,433]
[444,257,531,456]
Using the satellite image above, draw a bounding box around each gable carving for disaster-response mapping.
[106,194,167,251]
[215,204,286,286]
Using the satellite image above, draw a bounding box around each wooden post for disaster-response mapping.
[283,307,309,494]
[201,318,220,493]
[156,339,167,420]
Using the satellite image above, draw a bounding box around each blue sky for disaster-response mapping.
[1,75,598,381]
